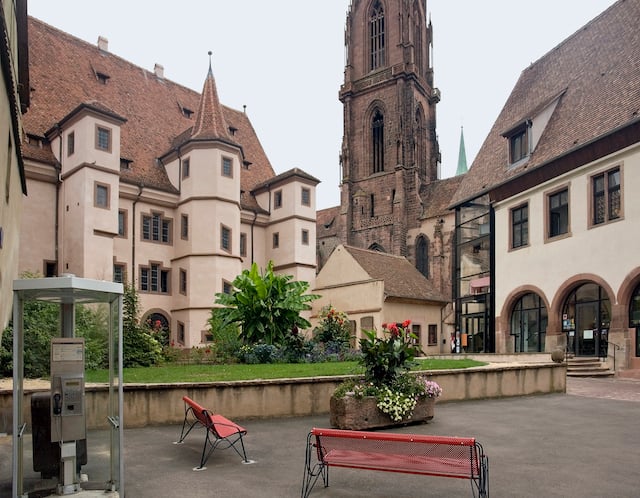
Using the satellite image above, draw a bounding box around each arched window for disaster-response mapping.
[510,293,547,352]
[372,110,384,173]
[416,235,429,278]
[369,1,385,70]
[368,242,385,252]
[415,107,425,173]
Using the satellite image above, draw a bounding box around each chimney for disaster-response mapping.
[154,63,164,79]
[97,36,109,52]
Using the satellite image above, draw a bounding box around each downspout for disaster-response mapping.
[54,124,62,275]
[250,208,258,265]
[131,183,143,285]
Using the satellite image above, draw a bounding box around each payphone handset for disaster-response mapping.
[50,338,86,442]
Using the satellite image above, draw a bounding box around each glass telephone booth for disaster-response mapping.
[12,276,124,497]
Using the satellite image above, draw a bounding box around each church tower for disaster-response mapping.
[338,0,439,256]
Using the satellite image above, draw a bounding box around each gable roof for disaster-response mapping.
[452,0,640,205]
[24,17,276,198]
[342,245,448,303]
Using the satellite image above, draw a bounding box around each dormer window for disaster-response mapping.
[96,71,110,84]
[181,106,193,118]
[505,122,530,165]
[229,126,237,136]
[120,158,132,170]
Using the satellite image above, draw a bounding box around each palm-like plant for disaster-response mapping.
[213,261,320,346]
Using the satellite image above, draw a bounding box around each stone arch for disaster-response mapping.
[497,285,550,353]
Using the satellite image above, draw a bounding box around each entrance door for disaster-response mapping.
[575,303,598,356]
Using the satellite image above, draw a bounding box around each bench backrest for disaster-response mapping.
[182,396,246,439]
[310,427,482,479]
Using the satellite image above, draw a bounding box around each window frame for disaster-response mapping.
[95,125,112,152]
[141,211,173,244]
[67,131,75,157]
[117,209,127,237]
[510,202,529,250]
[139,262,170,294]
[180,214,189,240]
[240,232,247,257]
[301,187,311,207]
[272,232,280,249]
[94,182,110,209]
[589,165,623,228]
[369,0,385,71]
[545,185,570,242]
[182,158,190,179]
[220,224,232,252]
[301,229,309,245]
[274,190,283,209]
[113,263,126,284]
[221,156,233,178]
[427,324,437,346]
[179,268,187,295]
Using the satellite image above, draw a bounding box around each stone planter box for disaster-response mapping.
[330,395,435,430]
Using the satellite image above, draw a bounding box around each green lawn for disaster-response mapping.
[85,358,485,384]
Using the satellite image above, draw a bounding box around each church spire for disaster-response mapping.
[456,126,468,176]
[191,51,230,140]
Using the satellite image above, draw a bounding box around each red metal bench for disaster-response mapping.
[301,427,489,497]
[174,395,251,470]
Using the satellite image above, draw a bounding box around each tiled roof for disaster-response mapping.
[343,245,448,303]
[419,175,464,219]
[316,206,340,237]
[25,17,275,198]
[452,0,640,205]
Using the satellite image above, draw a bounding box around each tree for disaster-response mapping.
[122,283,163,367]
[213,261,320,346]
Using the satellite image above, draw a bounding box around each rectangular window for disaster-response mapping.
[179,269,187,295]
[113,264,125,283]
[223,281,233,294]
[182,158,190,179]
[274,190,283,209]
[142,212,172,244]
[301,229,309,245]
[428,324,437,346]
[177,321,185,345]
[181,214,189,240]
[95,183,109,208]
[96,126,111,152]
[118,210,126,237]
[511,204,528,249]
[221,225,231,252]
[44,260,57,278]
[412,324,422,346]
[240,232,247,257]
[273,232,279,249]
[592,166,621,226]
[67,132,75,156]
[509,129,528,163]
[222,157,233,178]
[548,188,569,238]
[301,187,311,206]
[140,263,170,293]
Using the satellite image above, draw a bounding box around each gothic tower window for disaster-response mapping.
[369,1,385,70]
[372,110,384,173]
[416,235,429,278]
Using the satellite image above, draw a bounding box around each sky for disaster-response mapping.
[28,1,616,210]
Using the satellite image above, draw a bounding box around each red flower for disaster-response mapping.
[388,323,399,336]
[402,319,411,328]
[382,323,387,329]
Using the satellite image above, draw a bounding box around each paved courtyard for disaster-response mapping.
[2,377,639,497]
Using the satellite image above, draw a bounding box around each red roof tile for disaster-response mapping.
[25,17,275,197]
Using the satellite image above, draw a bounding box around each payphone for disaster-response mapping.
[49,337,86,494]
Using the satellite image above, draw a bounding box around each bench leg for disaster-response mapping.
[301,433,328,498]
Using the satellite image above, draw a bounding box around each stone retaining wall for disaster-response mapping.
[0,362,566,433]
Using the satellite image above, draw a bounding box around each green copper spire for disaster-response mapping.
[456,126,468,176]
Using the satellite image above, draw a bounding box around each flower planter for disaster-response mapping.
[330,395,435,430]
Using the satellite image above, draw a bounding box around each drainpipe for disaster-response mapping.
[250,208,258,265]
[131,183,143,285]
[54,124,62,276]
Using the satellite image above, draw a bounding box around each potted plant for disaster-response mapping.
[330,320,442,430]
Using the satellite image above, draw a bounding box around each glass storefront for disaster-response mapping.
[562,283,610,357]
[510,293,547,352]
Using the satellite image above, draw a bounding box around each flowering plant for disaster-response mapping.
[334,320,442,422]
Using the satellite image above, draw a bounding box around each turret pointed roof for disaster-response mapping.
[191,52,231,141]
[455,126,468,176]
